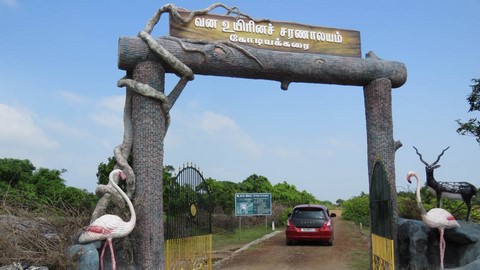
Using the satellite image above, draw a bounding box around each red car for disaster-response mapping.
[285,204,335,246]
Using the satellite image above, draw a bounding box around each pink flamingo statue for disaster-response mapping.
[79,169,136,270]
[407,171,460,269]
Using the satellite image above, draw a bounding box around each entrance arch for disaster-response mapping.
[114,3,407,269]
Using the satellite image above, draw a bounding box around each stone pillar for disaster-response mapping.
[131,61,166,269]
[364,78,398,267]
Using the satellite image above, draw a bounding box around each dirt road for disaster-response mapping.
[213,211,370,270]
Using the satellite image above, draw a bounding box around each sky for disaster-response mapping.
[1,0,479,203]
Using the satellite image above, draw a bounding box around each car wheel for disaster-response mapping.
[286,239,294,246]
[326,239,333,246]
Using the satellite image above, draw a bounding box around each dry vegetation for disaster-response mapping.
[0,193,92,269]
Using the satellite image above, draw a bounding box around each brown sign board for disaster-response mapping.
[170,11,361,58]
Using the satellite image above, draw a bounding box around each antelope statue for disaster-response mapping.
[413,146,477,221]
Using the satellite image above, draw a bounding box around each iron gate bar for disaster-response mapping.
[166,164,212,239]
[165,163,213,269]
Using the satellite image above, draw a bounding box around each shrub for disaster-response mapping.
[0,191,92,268]
[342,194,370,226]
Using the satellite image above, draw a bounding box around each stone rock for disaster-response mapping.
[66,242,100,270]
[0,262,48,270]
[398,218,480,269]
[0,215,59,241]
[397,218,430,269]
[67,239,138,270]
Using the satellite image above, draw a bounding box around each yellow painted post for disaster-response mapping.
[166,234,212,270]
[371,233,395,270]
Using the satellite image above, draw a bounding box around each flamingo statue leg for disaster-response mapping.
[439,229,445,269]
[108,238,117,270]
[99,239,117,270]
[100,240,107,270]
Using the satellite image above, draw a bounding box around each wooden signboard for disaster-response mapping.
[170,11,361,57]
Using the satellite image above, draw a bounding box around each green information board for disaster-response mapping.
[235,193,272,216]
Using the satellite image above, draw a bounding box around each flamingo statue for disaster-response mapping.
[407,171,460,269]
[79,169,136,270]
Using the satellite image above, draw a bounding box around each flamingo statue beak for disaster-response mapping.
[406,171,413,184]
[119,171,127,181]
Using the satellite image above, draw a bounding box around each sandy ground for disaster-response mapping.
[212,210,370,270]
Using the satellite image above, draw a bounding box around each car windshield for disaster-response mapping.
[292,208,326,219]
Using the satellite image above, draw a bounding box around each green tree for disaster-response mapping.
[297,190,318,205]
[62,186,97,210]
[239,174,272,193]
[0,158,35,187]
[272,181,319,207]
[31,167,66,204]
[0,158,97,212]
[456,78,480,143]
[163,165,175,203]
[336,199,345,206]
[272,181,299,206]
[97,156,117,185]
[211,179,238,214]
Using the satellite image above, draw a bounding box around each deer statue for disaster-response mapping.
[413,146,477,221]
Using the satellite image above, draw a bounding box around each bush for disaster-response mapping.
[212,213,237,233]
[342,194,370,226]
[0,190,92,268]
[397,187,480,222]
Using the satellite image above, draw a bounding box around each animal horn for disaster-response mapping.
[413,146,429,166]
[432,146,450,166]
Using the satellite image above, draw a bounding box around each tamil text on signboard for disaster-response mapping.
[235,193,272,216]
[170,11,361,57]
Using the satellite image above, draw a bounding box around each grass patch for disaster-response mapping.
[213,226,274,250]
[348,248,370,270]
[348,224,370,270]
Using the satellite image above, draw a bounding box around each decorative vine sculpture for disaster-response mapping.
[89,2,264,223]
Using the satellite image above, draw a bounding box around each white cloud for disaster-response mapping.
[92,112,124,129]
[92,95,125,129]
[326,136,357,151]
[200,111,237,135]
[0,104,59,150]
[43,118,89,139]
[199,111,263,159]
[99,95,125,113]
[56,90,88,104]
[273,146,302,159]
[0,0,18,8]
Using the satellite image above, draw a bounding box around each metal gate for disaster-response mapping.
[370,161,395,270]
[165,164,212,270]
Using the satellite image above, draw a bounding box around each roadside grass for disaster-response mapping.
[213,226,275,250]
[348,224,371,270]
[348,248,370,270]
